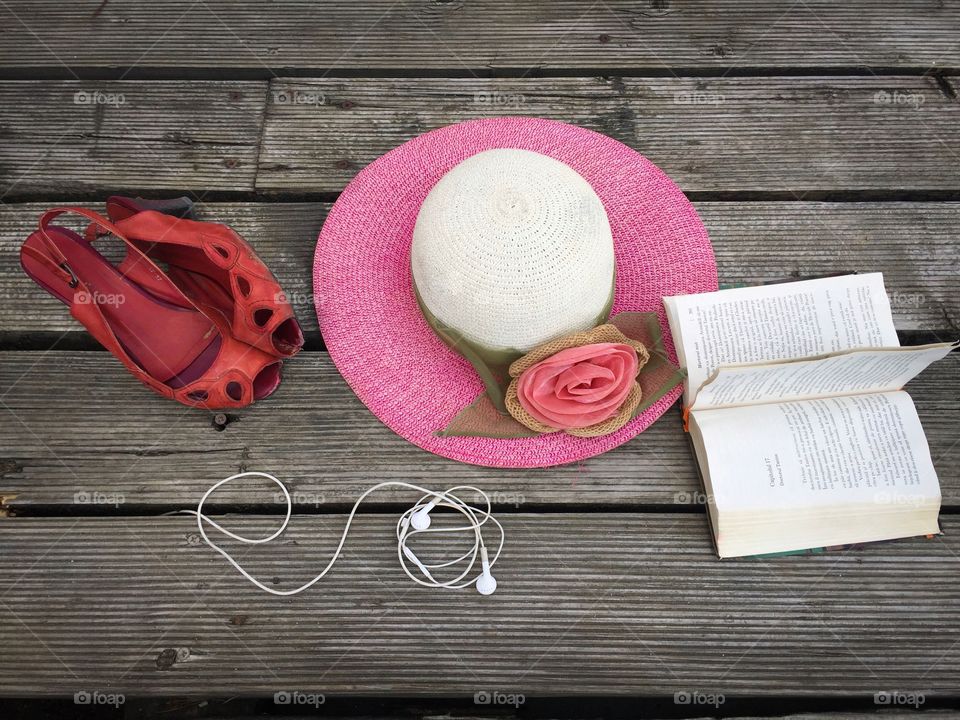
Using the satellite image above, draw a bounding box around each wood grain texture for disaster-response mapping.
[1,513,959,696]
[0,1,958,73]
[2,5,959,709]
[257,76,959,193]
[2,77,956,196]
[0,81,266,195]
[1,350,956,509]
[2,201,958,338]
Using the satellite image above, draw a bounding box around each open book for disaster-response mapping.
[664,273,955,558]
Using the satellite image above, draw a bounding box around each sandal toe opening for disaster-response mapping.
[271,317,304,356]
[252,362,283,400]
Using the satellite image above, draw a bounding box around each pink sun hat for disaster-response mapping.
[314,117,717,468]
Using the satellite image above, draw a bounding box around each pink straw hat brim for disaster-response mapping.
[314,117,717,468]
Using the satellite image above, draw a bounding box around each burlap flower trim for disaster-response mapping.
[504,324,650,438]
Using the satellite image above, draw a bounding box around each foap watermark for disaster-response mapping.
[873,491,927,509]
[674,490,710,505]
[274,289,316,306]
[274,690,325,707]
[475,490,526,508]
[274,491,326,508]
[74,690,125,708]
[873,89,925,109]
[874,690,925,708]
[76,290,126,307]
[272,89,326,107]
[674,690,725,708]
[674,91,724,106]
[74,490,125,507]
[474,91,526,109]
[888,290,926,309]
[474,690,525,708]
[74,90,126,106]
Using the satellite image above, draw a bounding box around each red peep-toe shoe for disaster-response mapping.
[20,207,284,409]
[100,196,304,359]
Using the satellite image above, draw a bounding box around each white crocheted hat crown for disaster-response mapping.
[411,148,615,352]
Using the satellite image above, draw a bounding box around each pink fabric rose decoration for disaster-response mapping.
[515,342,639,430]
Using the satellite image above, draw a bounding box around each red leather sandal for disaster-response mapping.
[100,196,304,359]
[20,207,284,409]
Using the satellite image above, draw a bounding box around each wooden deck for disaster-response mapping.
[1,1,959,716]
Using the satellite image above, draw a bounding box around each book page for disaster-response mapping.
[691,342,956,410]
[664,273,898,406]
[690,391,940,513]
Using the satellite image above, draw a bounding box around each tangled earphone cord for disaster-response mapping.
[170,472,504,597]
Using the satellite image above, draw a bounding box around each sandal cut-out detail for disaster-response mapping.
[102,196,304,359]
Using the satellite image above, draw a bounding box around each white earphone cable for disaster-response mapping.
[170,472,504,597]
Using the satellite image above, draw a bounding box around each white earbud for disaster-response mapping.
[175,473,505,597]
[476,546,498,596]
[409,499,437,530]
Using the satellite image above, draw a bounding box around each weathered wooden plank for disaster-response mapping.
[2,201,958,338]
[701,201,960,333]
[257,76,959,193]
[1,514,959,696]
[1,77,956,197]
[1,350,956,509]
[1,1,958,73]
[0,350,693,508]
[0,81,266,195]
